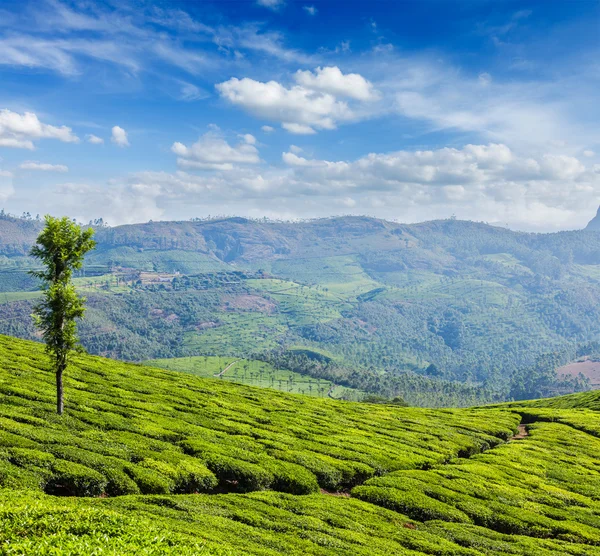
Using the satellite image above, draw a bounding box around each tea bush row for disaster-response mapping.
[0,335,520,497]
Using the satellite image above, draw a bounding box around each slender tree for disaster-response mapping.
[30,216,95,415]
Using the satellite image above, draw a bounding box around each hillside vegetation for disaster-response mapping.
[2,335,600,554]
[2,214,600,404]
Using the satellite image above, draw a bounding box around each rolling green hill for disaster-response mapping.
[1,335,600,554]
[2,213,600,403]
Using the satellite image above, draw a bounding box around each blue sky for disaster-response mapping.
[0,0,598,230]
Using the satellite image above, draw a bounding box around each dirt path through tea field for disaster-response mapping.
[510,424,529,440]
[214,360,240,377]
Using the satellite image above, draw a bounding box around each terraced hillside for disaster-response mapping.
[1,335,600,554]
[2,213,600,404]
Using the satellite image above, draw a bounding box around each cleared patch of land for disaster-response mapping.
[558,358,600,388]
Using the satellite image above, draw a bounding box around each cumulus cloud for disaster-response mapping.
[282,152,323,166]
[239,133,257,145]
[303,6,317,15]
[294,66,379,101]
[45,142,600,230]
[19,161,68,172]
[111,126,129,147]
[282,123,317,135]
[261,125,275,133]
[217,75,356,134]
[584,150,595,158]
[171,132,260,170]
[217,67,379,134]
[86,134,104,144]
[0,109,79,150]
[51,182,164,225]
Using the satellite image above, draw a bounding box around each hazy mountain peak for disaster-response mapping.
[586,207,600,230]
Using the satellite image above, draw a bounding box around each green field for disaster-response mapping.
[0,335,600,553]
[0,291,42,303]
[145,355,357,399]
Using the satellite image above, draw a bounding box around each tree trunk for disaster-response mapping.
[56,365,64,415]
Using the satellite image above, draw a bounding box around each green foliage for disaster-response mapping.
[146,355,358,399]
[46,460,107,497]
[1,335,600,553]
[0,335,518,499]
[5,215,600,405]
[29,215,95,414]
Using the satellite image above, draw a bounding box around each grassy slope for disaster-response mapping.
[0,335,600,554]
[144,355,359,399]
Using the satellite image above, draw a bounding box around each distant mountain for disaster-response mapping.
[587,206,600,231]
[0,213,598,404]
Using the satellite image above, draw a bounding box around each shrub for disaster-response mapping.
[0,459,45,490]
[174,458,218,493]
[103,467,140,496]
[203,453,273,492]
[125,464,172,494]
[45,460,107,497]
[8,447,55,469]
[262,459,319,495]
[352,485,472,523]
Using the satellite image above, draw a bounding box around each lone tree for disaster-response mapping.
[30,216,95,415]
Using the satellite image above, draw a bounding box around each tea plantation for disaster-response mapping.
[1,334,600,554]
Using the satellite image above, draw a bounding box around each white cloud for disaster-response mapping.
[338,197,356,207]
[240,133,257,145]
[0,109,79,150]
[257,0,285,10]
[294,66,379,101]
[478,72,492,86]
[0,169,14,205]
[44,142,600,230]
[584,150,595,158]
[51,182,163,225]
[111,126,130,147]
[282,151,325,166]
[289,145,303,154]
[282,123,317,135]
[0,138,35,149]
[261,125,275,133]
[303,6,317,16]
[19,161,69,172]
[217,76,353,133]
[86,134,104,144]
[171,132,260,170]
[178,82,209,102]
[385,54,597,151]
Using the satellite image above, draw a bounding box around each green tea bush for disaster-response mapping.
[7,447,54,469]
[124,464,172,495]
[3,335,600,554]
[204,453,274,492]
[45,460,107,497]
[173,458,218,493]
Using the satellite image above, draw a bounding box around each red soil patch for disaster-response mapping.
[557,358,600,389]
[320,489,350,497]
[510,424,529,441]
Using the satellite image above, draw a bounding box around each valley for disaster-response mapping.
[0,213,599,405]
